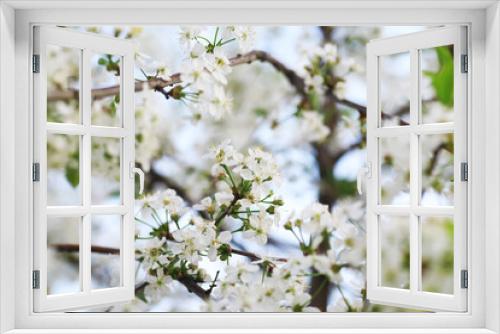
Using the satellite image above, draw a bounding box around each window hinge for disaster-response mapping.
[461,162,468,182]
[461,54,468,73]
[32,162,40,182]
[32,54,40,73]
[32,270,40,289]
[461,269,468,289]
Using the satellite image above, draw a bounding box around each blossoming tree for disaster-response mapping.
[46,26,455,312]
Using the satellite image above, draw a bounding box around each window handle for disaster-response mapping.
[357,163,371,195]
[130,162,145,194]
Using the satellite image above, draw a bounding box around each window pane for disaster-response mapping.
[47,133,81,206]
[379,52,410,127]
[91,137,121,205]
[379,136,410,205]
[46,45,80,124]
[420,45,454,124]
[47,216,81,295]
[91,215,121,289]
[379,215,410,289]
[91,53,122,127]
[421,216,454,294]
[421,133,454,206]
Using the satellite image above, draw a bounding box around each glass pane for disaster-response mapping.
[47,216,80,295]
[47,134,81,206]
[379,136,410,205]
[46,45,81,124]
[91,53,122,127]
[91,137,121,205]
[421,216,454,294]
[379,215,410,289]
[91,215,121,289]
[421,133,454,206]
[379,52,411,127]
[420,45,454,124]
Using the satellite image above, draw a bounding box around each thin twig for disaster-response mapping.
[230,247,287,263]
[51,243,119,255]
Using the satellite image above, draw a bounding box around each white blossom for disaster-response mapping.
[297,111,330,143]
[234,26,256,53]
[243,210,275,244]
[205,48,232,85]
[179,26,203,50]
[300,202,336,237]
[206,85,233,119]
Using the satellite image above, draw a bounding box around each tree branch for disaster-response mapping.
[134,277,210,301]
[332,139,364,163]
[51,243,211,300]
[47,48,408,128]
[51,243,119,255]
[50,243,284,266]
[424,141,452,176]
[230,247,287,263]
[47,50,306,102]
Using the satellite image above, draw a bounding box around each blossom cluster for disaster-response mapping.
[285,42,364,145]
[137,26,256,121]
[132,143,366,312]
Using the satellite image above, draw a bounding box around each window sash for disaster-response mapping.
[32,26,136,312]
[366,26,468,312]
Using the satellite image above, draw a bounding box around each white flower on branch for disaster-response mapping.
[209,139,243,167]
[297,111,331,143]
[158,189,186,217]
[225,262,260,284]
[205,48,232,85]
[144,268,173,302]
[214,190,234,207]
[206,85,233,119]
[307,42,339,63]
[171,227,207,265]
[139,239,169,274]
[233,26,256,53]
[334,81,346,100]
[243,210,275,245]
[304,73,325,94]
[135,52,171,80]
[300,202,336,237]
[179,26,203,50]
[180,58,211,88]
[310,251,343,284]
[208,230,232,261]
[243,147,280,183]
[193,196,216,214]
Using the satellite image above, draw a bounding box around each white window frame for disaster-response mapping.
[366,26,468,312]
[0,1,499,333]
[32,26,136,312]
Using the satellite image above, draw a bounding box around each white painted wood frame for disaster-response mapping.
[32,26,136,312]
[366,26,467,312]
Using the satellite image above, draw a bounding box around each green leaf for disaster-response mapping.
[218,244,231,261]
[135,284,148,303]
[423,46,454,107]
[135,133,144,143]
[253,107,268,117]
[65,164,79,188]
[332,178,357,199]
[98,57,107,65]
[110,100,117,116]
